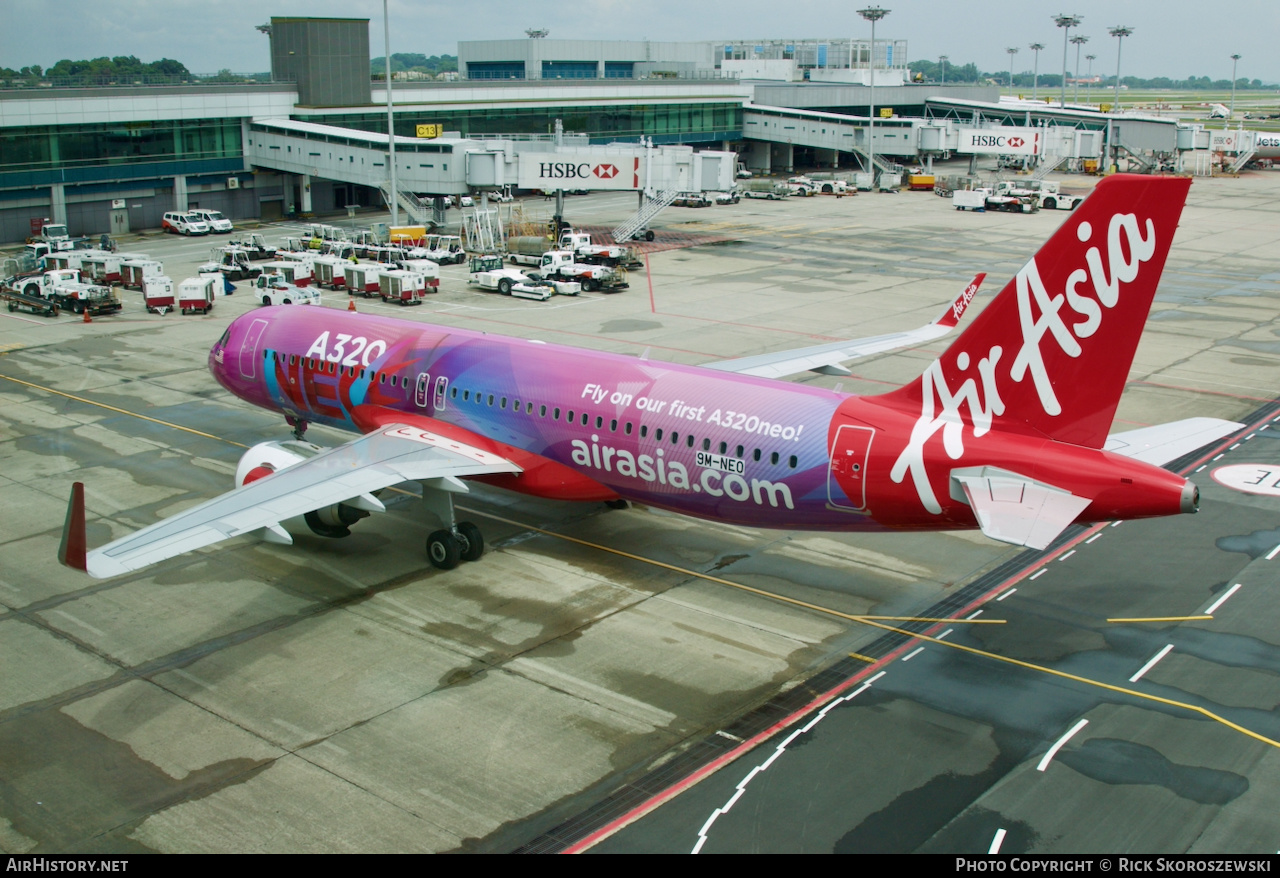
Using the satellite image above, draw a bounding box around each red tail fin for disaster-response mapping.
[59,482,88,572]
[880,174,1191,448]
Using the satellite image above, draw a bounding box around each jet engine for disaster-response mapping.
[234,440,375,539]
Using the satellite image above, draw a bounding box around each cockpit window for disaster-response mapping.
[217,328,231,347]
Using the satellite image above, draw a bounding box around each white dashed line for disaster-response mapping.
[989,828,1007,854]
[1030,570,1046,580]
[1195,465,1207,472]
[1267,544,1280,561]
[996,588,1017,601]
[1130,644,1175,682]
[936,628,954,641]
[1086,534,1102,544]
[967,610,984,620]
[1037,719,1089,771]
[902,647,925,662]
[1060,550,1076,561]
[1205,583,1242,615]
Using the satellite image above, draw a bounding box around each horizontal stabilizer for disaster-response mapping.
[1104,418,1243,466]
[703,274,984,380]
[950,466,1092,551]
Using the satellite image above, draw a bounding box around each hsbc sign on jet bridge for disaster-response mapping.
[518,152,644,191]
[957,128,1042,156]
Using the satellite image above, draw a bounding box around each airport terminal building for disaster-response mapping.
[0,16,1073,244]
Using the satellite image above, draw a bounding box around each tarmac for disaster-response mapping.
[0,163,1277,853]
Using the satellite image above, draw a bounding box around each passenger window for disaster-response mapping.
[567,409,574,422]
[527,402,534,414]
[788,455,798,468]
[625,422,633,435]
[486,394,493,406]
[687,435,695,448]
[540,405,547,417]
[640,425,648,438]
[719,442,727,454]
[610,419,618,432]
[655,428,663,441]
[770,451,779,465]
[463,390,471,401]
[595,416,603,429]
[736,445,744,458]
[500,397,507,409]
[451,386,458,398]
[753,449,762,462]
[554,407,561,420]
[581,413,588,426]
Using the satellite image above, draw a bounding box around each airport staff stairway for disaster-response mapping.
[612,189,680,243]
[1033,154,1067,180]
[378,181,441,228]
[1228,148,1256,174]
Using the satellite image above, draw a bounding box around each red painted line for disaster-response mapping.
[645,251,656,314]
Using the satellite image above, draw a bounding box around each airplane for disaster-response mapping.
[60,174,1243,579]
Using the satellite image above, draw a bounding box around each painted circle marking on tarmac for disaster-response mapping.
[1211,464,1280,496]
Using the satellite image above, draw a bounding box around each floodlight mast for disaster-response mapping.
[1085,54,1096,103]
[1229,53,1241,125]
[858,6,890,191]
[1007,47,1019,90]
[939,55,948,84]
[1109,26,1132,113]
[1054,14,1081,108]
[1071,34,1089,104]
[1029,43,1044,101]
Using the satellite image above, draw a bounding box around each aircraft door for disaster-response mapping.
[433,376,449,411]
[827,424,875,512]
[238,318,269,380]
[414,374,430,408]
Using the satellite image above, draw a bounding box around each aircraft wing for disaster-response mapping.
[702,274,984,380]
[950,466,1092,551]
[1104,418,1243,466]
[69,424,521,579]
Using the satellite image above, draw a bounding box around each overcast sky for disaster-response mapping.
[3,0,1275,84]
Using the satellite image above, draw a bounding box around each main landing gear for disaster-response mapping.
[421,476,486,570]
[285,415,309,441]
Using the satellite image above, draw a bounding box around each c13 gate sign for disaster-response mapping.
[517,154,643,191]
[958,128,1041,156]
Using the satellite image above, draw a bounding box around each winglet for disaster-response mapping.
[58,482,88,572]
[934,273,985,328]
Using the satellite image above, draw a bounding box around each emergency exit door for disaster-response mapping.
[110,209,129,235]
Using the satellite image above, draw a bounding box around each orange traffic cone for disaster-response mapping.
[348,298,356,312]
[82,307,91,324]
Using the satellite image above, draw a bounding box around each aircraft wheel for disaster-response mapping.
[605,498,629,510]
[455,521,484,562]
[427,529,461,570]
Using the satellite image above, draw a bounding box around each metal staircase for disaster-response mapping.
[611,189,680,243]
[1228,148,1256,174]
[378,181,439,229]
[1033,154,1067,180]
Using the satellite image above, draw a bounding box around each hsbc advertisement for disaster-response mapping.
[517,153,644,191]
[957,128,1041,156]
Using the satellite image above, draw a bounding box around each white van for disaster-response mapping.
[189,208,233,233]
[162,211,210,236]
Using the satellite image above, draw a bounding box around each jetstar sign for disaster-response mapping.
[958,128,1041,156]
[517,154,644,191]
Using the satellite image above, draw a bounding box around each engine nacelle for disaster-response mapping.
[235,440,378,539]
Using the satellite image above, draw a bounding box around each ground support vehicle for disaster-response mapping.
[506,236,554,267]
[397,260,441,288]
[19,269,121,316]
[199,247,261,282]
[715,190,742,204]
[2,287,59,317]
[744,181,789,200]
[417,235,467,265]
[259,261,313,287]
[79,253,125,284]
[537,251,629,292]
[378,270,436,306]
[673,192,712,207]
[162,212,210,236]
[190,209,233,233]
[555,231,643,268]
[908,175,936,191]
[141,276,176,314]
[120,259,162,290]
[344,263,396,297]
[45,248,112,273]
[785,177,817,196]
[467,255,535,296]
[993,180,1082,211]
[178,276,218,314]
[311,255,350,290]
[229,234,277,261]
[953,188,1037,213]
[253,273,320,306]
[520,273,581,297]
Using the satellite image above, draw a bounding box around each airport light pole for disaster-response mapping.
[1007,47,1019,92]
[384,0,398,226]
[939,54,948,84]
[858,6,890,191]
[1229,53,1241,123]
[1109,26,1132,113]
[1070,34,1089,104]
[1085,53,1096,104]
[1054,14,1081,108]
[1029,43,1044,101]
